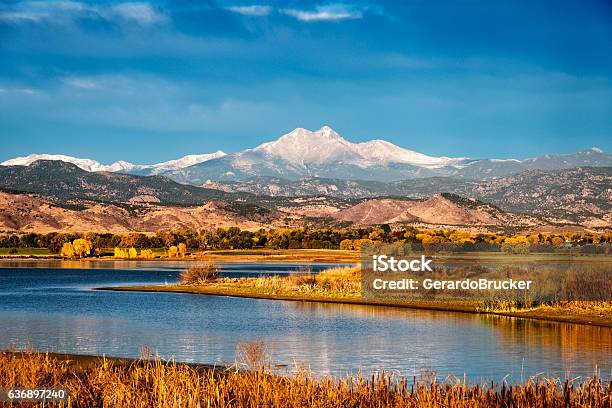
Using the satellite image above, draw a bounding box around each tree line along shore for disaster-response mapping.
[0,227,610,259]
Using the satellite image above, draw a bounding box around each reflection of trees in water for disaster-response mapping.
[290,301,460,321]
[290,303,611,376]
[478,315,612,375]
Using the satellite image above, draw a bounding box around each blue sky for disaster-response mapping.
[1,0,611,164]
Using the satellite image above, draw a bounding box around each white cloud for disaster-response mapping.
[63,77,102,90]
[281,4,363,22]
[0,1,84,22]
[226,5,272,17]
[224,3,366,22]
[0,86,39,95]
[0,1,166,25]
[110,2,166,25]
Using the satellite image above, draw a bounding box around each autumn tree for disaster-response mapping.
[339,239,354,250]
[140,249,154,259]
[178,243,187,257]
[72,238,92,258]
[168,245,178,258]
[128,247,138,258]
[60,242,75,258]
[353,238,373,251]
[551,236,565,245]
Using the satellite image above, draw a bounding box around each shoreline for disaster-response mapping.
[0,249,360,263]
[3,350,224,372]
[3,248,610,263]
[99,284,612,328]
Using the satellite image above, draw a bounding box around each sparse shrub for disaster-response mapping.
[139,345,153,360]
[236,340,270,371]
[180,263,220,284]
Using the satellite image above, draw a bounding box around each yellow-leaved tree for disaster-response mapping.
[339,239,354,250]
[140,249,154,259]
[72,239,92,258]
[168,245,178,258]
[114,247,128,258]
[60,242,75,258]
[551,236,565,245]
[178,243,187,257]
[128,247,138,258]
[353,239,373,251]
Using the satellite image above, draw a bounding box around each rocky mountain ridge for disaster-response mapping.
[0,160,608,232]
[3,126,610,183]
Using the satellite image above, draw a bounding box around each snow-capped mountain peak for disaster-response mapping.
[4,127,609,185]
[251,126,458,169]
[1,154,124,172]
[106,160,143,172]
[1,151,227,174]
[319,125,342,140]
[253,126,359,167]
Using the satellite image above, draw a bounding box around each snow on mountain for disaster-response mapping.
[4,128,610,185]
[166,126,471,184]
[1,152,227,174]
[105,160,144,172]
[252,126,363,167]
[354,139,462,168]
[1,154,129,172]
[146,151,227,174]
[251,126,458,169]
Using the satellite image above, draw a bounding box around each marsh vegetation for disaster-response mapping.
[1,349,610,407]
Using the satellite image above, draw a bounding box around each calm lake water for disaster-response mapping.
[0,260,610,382]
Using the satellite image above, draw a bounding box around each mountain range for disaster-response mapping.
[202,167,611,222]
[3,126,610,183]
[1,126,610,232]
[0,160,609,233]
[2,151,227,175]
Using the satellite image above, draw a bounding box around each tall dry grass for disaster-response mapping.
[0,349,610,407]
[252,266,361,296]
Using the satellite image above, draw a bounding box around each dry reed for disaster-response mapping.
[0,349,610,407]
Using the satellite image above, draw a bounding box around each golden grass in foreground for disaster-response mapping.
[179,266,362,299]
[1,350,611,408]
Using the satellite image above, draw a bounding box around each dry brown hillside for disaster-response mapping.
[334,193,541,229]
[0,192,277,233]
[0,191,577,234]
